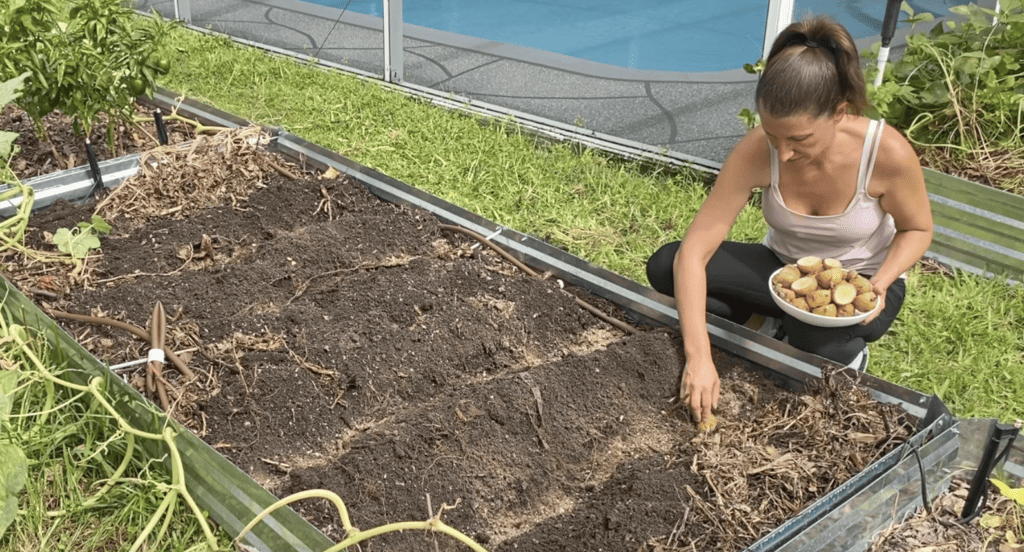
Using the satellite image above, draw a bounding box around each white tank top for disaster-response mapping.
[761,119,898,276]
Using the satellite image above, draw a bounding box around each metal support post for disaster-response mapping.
[762,0,794,60]
[383,0,404,83]
[174,0,192,24]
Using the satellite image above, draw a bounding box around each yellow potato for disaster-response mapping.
[853,291,878,312]
[789,296,810,311]
[823,258,843,271]
[772,265,802,288]
[790,276,819,296]
[815,268,844,288]
[836,303,856,317]
[774,286,797,301]
[845,269,859,282]
[796,256,823,274]
[832,282,857,306]
[850,275,873,295]
[806,289,832,309]
[811,304,838,317]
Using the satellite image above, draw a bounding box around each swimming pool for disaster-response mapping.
[308,0,968,72]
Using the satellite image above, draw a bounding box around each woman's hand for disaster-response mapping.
[681,356,720,423]
[860,279,888,325]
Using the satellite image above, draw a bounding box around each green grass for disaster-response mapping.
[0,318,228,551]
[152,25,1024,423]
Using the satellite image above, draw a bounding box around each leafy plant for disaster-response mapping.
[0,0,177,148]
[51,214,112,260]
[0,369,26,540]
[0,73,29,163]
[737,60,764,130]
[864,0,1024,191]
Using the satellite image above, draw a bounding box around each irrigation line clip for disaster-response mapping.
[110,357,150,371]
[471,227,503,251]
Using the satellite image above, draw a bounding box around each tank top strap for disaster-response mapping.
[858,119,886,194]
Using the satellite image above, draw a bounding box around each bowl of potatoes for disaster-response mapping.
[769,256,880,327]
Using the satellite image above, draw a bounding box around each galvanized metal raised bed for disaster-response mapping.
[0,89,968,552]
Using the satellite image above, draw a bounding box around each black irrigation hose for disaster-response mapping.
[912,446,931,515]
[438,224,638,335]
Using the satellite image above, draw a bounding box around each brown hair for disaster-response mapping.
[755,16,867,118]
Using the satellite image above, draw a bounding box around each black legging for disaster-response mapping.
[646,241,906,365]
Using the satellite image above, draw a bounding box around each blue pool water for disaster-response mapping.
[310,0,967,72]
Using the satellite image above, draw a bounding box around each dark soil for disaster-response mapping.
[16,127,916,552]
[1,103,192,180]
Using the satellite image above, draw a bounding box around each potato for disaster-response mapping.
[790,276,819,296]
[815,268,844,288]
[811,304,837,317]
[832,282,857,306]
[789,296,810,311]
[796,256,823,274]
[836,303,856,317]
[845,269,859,282]
[806,289,832,308]
[774,286,796,301]
[853,291,878,312]
[772,265,802,288]
[850,275,873,295]
[823,258,843,271]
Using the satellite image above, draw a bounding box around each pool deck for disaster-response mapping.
[136,0,975,167]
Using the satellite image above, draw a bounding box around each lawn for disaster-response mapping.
[152,24,1023,422]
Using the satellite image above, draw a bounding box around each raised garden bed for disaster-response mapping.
[2,94,962,552]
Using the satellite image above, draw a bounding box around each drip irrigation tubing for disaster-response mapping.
[438,223,638,335]
[46,308,197,382]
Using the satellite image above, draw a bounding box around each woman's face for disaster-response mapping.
[760,110,842,165]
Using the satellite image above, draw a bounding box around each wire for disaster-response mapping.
[313,0,355,60]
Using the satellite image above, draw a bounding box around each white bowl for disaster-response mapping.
[769,267,880,328]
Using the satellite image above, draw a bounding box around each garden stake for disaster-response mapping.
[48,308,197,382]
[148,301,171,411]
[84,138,104,198]
[153,108,169,145]
[873,0,904,86]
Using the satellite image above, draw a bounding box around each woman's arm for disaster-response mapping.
[676,128,769,421]
[864,129,934,323]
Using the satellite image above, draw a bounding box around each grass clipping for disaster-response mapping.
[94,125,298,230]
[645,368,915,552]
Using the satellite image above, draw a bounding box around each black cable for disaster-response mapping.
[313,0,355,60]
[912,446,931,515]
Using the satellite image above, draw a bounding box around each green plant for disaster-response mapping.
[981,474,1024,550]
[0,368,27,540]
[864,0,1024,191]
[0,73,29,163]
[0,0,177,150]
[0,313,223,551]
[736,60,764,130]
[51,214,112,260]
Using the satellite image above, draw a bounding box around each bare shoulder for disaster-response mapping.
[875,122,923,180]
[719,125,771,191]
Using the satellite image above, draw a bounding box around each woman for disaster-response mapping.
[646,16,933,423]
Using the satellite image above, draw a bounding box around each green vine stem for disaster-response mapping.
[8,317,488,552]
[234,489,491,552]
[132,100,232,138]
[8,326,219,551]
